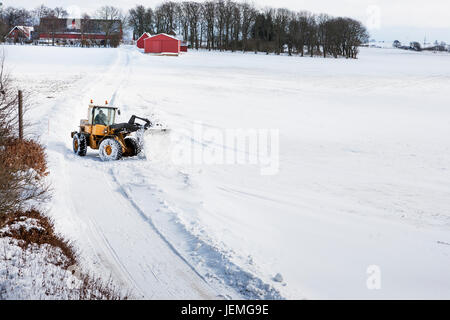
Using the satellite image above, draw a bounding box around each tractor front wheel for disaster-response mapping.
[73,133,87,156]
[124,137,141,157]
[99,138,123,161]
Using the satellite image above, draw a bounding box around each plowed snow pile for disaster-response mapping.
[142,129,174,164]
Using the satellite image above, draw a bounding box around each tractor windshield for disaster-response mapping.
[93,108,115,126]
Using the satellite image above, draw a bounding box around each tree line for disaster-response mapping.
[0,1,369,58]
[128,1,369,58]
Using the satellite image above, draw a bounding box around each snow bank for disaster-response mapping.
[0,214,123,300]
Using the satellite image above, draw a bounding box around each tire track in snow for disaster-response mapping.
[103,48,221,298]
[108,168,212,286]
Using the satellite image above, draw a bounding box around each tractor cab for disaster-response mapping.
[85,104,119,127]
[78,102,122,138]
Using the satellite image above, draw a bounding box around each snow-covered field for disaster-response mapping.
[4,44,450,299]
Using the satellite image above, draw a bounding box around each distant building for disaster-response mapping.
[393,40,401,48]
[180,41,188,52]
[409,42,421,51]
[5,26,34,43]
[423,44,447,52]
[36,18,122,46]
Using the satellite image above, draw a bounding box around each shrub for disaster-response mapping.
[0,138,50,215]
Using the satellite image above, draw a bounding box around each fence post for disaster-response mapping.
[18,90,23,139]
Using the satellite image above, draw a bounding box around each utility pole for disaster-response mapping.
[18,90,23,139]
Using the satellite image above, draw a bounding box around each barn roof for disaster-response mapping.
[145,33,180,41]
[138,32,151,40]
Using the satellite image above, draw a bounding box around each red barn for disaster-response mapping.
[136,32,151,49]
[144,33,180,55]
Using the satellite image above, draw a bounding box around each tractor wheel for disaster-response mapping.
[124,137,141,157]
[73,133,87,156]
[99,138,123,161]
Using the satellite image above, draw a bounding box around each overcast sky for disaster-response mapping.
[4,0,450,42]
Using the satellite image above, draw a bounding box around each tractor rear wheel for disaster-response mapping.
[73,133,87,156]
[99,138,123,161]
[124,137,141,157]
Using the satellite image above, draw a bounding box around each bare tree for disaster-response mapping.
[96,6,123,47]
[273,8,289,54]
[154,1,179,34]
[316,14,330,57]
[202,1,215,50]
[215,0,227,50]
[223,0,235,50]
[240,2,256,52]
[128,5,154,39]
[53,7,68,19]
[177,4,189,41]
[183,2,201,49]
[230,3,241,52]
[31,4,53,25]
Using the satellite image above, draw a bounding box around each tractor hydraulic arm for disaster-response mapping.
[128,115,152,130]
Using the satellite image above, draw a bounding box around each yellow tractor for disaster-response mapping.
[71,101,152,161]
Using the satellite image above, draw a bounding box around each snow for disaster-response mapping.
[4,44,450,299]
[1,238,74,299]
[1,218,81,299]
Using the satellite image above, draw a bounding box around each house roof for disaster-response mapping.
[6,26,34,38]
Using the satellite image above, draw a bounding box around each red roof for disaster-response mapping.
[137,32,151,40]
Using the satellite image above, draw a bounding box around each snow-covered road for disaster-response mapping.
[6,44,450,299]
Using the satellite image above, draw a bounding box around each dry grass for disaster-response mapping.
[0,210,76,267]
[1,138,48,177]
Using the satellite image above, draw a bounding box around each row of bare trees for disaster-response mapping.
[128,0,369,58]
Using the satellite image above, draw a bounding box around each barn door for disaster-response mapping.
[150,40,162,53]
